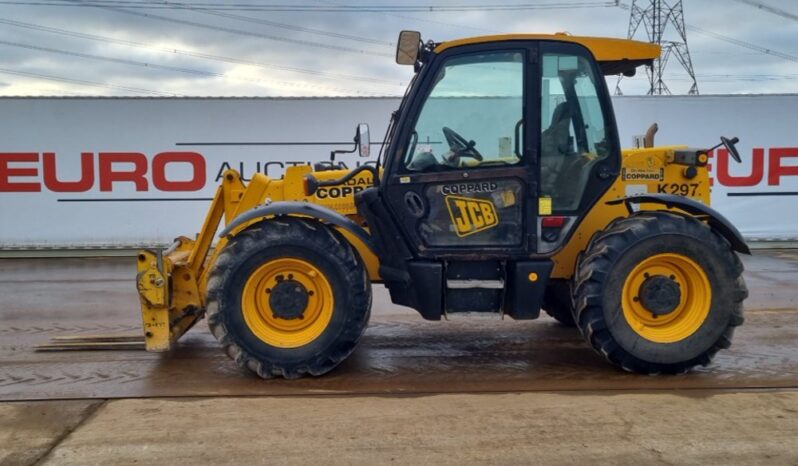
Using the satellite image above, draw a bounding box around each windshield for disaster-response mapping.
[403,51,525,172]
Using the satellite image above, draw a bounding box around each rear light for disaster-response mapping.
[541,216,566,228]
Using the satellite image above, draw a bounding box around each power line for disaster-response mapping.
[186,8,393,45]
[0,39,399,95]
[314,0,493,33]
[0,0,621,11]
[85,0,396,46]
[617,1,798,65]
[668,75,798,82]
[0,18,403,85]
[135,0,394,45]
[686,25,798,63]
[61,0,393,58]
[0,67,176,95]
[732,0,798,22]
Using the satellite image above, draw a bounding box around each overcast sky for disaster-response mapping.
[0,0,796,97]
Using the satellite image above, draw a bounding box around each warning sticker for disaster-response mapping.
[625,184,648,197]
[539,197,552,216]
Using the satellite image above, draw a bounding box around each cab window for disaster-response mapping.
[540,53,611,211]
[404,51,524,172]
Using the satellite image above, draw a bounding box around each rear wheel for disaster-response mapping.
[207,217,371,379]
[573,212,746,374]
[542,279,576,327]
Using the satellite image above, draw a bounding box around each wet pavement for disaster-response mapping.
[1,251,797,401]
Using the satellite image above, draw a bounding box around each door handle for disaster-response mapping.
[514,119,524,157]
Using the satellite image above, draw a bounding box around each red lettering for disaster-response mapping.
[707,151,714,187]
[768,148,798,186]
[715,148,764,187]
[152,152,205,191]
[99,152,148,192]
[0,153,40,192]
[42,152,94,192]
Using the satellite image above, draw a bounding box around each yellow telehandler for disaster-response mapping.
[136,31,748,378]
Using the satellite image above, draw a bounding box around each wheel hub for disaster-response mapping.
[622,253,712,344]
[268,278,309,320]
[241,257,335,348]
[638,275,681,316]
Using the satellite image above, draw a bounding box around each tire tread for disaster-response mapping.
[573,211,746,374]
[206,217,371,379]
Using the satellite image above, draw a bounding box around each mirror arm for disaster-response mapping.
[330,145,357,162]
[331,126,364,161]
[707,141,724,152]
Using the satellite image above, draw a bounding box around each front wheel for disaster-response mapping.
[573,212,747,374]
[206,218,371,379]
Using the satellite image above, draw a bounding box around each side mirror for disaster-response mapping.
[357,123,370,158]
[721,136,742,163]
[330,123,371,162]
[396,30,421,65]
[707,136,742,164]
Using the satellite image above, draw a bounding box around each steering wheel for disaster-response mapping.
[442,126,483,162]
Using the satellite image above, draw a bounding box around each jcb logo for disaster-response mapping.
[445,195,499,237]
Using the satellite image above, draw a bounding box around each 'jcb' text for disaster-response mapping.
[445,195,499,237]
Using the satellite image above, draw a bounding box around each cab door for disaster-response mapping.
[384,45,538,258]
[536,41,621,253]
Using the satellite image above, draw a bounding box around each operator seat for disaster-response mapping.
[540,102,573,202]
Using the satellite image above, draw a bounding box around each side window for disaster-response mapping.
[540,53,610,211]
[404,51,524,172]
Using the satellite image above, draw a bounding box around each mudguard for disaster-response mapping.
[219,201,377,254]
[607,193,750,254]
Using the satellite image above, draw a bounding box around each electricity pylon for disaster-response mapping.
[617,0,699,95]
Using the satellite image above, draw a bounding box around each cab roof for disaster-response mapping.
[434,33,661,75]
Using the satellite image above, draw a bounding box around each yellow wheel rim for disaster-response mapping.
[241,258,334,348]
[622,253,712,343]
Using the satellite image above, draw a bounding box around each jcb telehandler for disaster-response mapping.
[136,31,749,378]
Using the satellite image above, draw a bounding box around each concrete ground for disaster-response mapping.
[4,391,798,465]
[1,250,797,465]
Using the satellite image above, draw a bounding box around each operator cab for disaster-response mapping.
[355,31,660,320]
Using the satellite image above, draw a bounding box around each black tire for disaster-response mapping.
[206,217,371,379]
[542,279,577,327]
[573,211,747,374]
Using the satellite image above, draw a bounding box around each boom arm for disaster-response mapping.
[136,170,270,351]
[135,166,380,352]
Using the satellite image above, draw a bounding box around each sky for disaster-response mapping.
[0,0,796,97]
